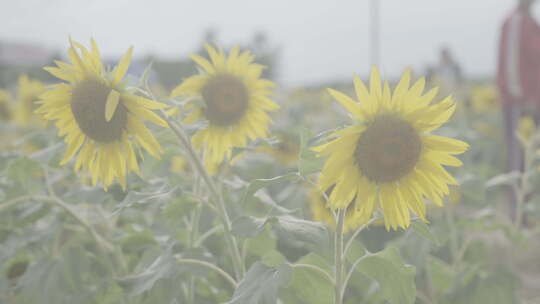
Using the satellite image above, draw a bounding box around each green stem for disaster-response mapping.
[165,117,244,280]
[1,195,115,257]
[343,217,377,258]
[334,209,346,304]
[445,206,459,266]
[342,252,372,295]
[188,175,203,304]
[46,169,128,274]
[515,136,535,230]
[176,258,238,289]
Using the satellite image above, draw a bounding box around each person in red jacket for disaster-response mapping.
[497,0,540,220]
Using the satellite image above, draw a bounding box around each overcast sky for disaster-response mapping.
[0,0,528,86]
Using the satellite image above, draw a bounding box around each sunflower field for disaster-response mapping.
[0,31,540,304]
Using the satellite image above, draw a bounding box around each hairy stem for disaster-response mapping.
[176,258,238,289]
[334,209,346,304]
[165,117,244,280]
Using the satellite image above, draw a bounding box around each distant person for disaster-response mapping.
[248,31,280,80]
[497,0,540,222]
[497,0,540,172]
[431,47,465,97]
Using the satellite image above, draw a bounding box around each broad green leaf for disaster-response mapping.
[241,172,300,206]
[117,249,178,296]
[246,227,277,257]
[28,142,63,164]
[231,216,267,238]
[271,215,330,254]
[120,229,157,253]
[298,128,325,176]
[411,220,440,246]
[356,247,416,304]
[261,250,287,268]
[484,171,520,189]
[467,268,518,304]
[6,157,42,190]
[426,257,454,297]
[226,262,292,304]
[289,253,333,304]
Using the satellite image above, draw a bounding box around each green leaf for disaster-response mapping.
[459,174,486,201]
[261,250,287,268]
[117,249,178,296]
[29,143,63,165]
[271,215,330,254]
[120,230,157,253]
[298,128,325,176]
[226,262,292,304]
[485,171,520,189]
[231,216,268,238]
[289,253,333,304]
[426,257,455,297]
[466,268,518,304]
[356,247,416,304]
[245,227,277,257]
[240,172,300,206]
[411,220,440,246]
[6,157,42,190]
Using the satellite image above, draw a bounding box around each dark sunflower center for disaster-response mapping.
[354,114,422,183]
[70,79,127,143]
[201,74,248,126]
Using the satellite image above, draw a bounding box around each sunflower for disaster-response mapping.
[36,38,168,190]
[171,44,279,173]
[470,84,498,114]
[0,89,12,121]
[315,67,468,230]
[308,186,363,233]
[13,75,45,125]
[257,131,299,166]
[517,115,536,145]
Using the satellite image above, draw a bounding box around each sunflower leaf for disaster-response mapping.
[356,247,416,304]
[298,127,326,176]
[270,215,330,255]
[240,172,300,206]
[287,253,333,304]
[411,220,440,246]
[226,262,292,304]
[231,216,268,238]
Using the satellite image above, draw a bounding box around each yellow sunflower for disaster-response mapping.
[308,187,363,233]
[171,44,279,173]
[257,131,299,166]
[36,38,168,190]
[0,89,12,121]
[13,75,45,126]
[470,84,498,113]
[315,67,468,230]
[517,115,536,145]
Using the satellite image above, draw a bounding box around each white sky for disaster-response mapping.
[0,0,530,86]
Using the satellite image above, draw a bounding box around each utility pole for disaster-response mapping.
[370,0,381,67]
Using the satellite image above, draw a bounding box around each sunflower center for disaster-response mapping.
[354,114,422,183]
[201,74,248,126]
[70,79,127,143]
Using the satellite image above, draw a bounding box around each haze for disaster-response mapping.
[0,0,525,86]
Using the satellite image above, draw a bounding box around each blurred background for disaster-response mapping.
[2,1,540,303]
[0,0,526,87]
